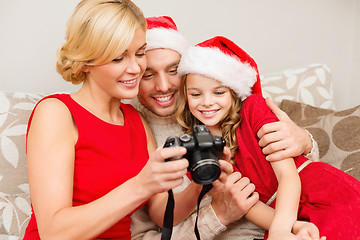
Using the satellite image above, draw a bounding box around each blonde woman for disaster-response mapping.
[23,0,206,239]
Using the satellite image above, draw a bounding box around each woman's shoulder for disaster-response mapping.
[26,94,77,156]
[29,94,74,130]
[35,94,70,115]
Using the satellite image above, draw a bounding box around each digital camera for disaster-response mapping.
[163,125,225,185]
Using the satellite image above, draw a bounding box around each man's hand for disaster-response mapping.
[257,97,313,161]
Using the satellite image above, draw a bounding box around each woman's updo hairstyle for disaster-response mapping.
[56,0,146,84]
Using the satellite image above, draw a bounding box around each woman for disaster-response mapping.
[23,0,203,239]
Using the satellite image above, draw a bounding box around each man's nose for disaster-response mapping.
[155,73,171,92]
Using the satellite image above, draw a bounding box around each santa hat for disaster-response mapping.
[177,36,262,99]
[146,16,189,55]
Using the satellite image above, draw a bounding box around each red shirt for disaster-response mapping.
[24,94,149,239]
[234,94,307,203]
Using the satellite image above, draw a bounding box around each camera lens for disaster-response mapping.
[190,159,221,185]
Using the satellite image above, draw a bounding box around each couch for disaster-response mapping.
[0,63,359,239]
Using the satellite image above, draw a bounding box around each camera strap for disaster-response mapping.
[161,184,213,240]
[194,184,213,239]
[161,189,174,240]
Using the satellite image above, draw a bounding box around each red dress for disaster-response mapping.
[234,94,360,240]
[23,94,149,239]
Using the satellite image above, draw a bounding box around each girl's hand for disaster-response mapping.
[210,146,233,194]
[220,146,232,162]
[211,170,259,226]
[210,147,259,226]
[211,159,233,194]
[269,229,321,240]
[292,221,327,240]
[210,146,233,193]
[269,232,325,240]
[134,146,189,198]
[268,231,298,240]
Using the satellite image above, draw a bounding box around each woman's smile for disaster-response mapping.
[119,78,138,88]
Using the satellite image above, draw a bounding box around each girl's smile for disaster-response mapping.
[186,74,232,133]
[198,109,220,117]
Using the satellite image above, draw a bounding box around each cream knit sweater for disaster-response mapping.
[128,98,265,240]
[128,98,319,239]
[128,98,183,147]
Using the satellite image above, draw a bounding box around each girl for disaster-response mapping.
[23,0,202,239]
[176,36,360,240]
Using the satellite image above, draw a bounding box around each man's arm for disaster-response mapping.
[130,171,258,240]
[131,206,161,240]
[130,177,226,240]
[169,170,259,240]
[257,97,319,162]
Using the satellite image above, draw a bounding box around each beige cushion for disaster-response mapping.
[0,91,45,238]
[261,63,335,109]
[280,99,360,181]
[0,193,31,238]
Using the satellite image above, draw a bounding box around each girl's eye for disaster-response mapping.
[190,93,201,97]
[215,91,225,95]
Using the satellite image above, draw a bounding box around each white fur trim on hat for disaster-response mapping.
[177,46,258,99]
[146,28,189,55]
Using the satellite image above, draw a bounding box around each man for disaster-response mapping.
[130,16,319,240]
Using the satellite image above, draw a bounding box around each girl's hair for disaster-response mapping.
[56,0,146,84]
[176,75,243,160]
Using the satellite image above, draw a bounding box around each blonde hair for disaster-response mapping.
[56,0,146,84]
[176,75,243,161]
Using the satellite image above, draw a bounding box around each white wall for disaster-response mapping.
[1,0,359,110]
[0,0,80,94]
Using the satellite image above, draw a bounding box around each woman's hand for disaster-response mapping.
[257,97,313,161]
[134,146,189,198]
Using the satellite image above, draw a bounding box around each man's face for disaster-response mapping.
[138,48,181,117]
